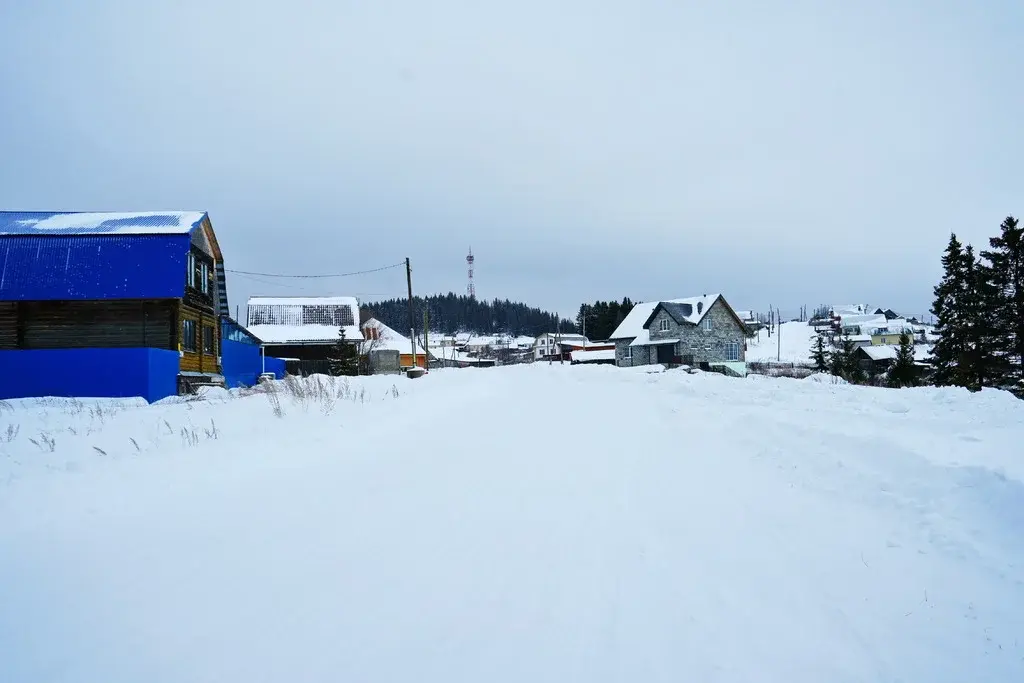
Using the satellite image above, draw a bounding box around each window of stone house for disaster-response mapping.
[659,318,670,332]
[703,317,712,331]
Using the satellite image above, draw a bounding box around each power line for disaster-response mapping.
[226,261,405,279]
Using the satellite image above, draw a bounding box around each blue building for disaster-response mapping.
[220,317,286,388]
[0,211,230,402]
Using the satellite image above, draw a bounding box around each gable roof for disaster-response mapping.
[0,211,207,236]
[609,294,720,340]
[361,318,430,356]
[0,211,215,301]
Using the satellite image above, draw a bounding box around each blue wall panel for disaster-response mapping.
[221,339,286,388]
[264,356,286,379]
[0,348,180,403]
[0,234,190,301]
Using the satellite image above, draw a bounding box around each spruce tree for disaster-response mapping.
[810,333,830,372]
[979,216,1024,393]
[930,233,970,386]
[842,334,866,384]
[829,333,862,382]
[329,327,360,376]
[888,332,918,388]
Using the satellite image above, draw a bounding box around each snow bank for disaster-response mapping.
[1,369,1023,682]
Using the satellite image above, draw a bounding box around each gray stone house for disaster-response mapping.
[609,294,748,368]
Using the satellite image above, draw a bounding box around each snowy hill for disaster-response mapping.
[2,369,1023,682]
[746,320,820,363]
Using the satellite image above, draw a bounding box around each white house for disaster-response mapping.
[534,332,589,360]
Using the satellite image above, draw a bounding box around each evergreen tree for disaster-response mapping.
[930,233,970,387]
[828,333,863,383]
[888,332,918,388]
[329,327,360,376]
[979,215,1024,393]
[810,333,830,372]
[842,334,866,384]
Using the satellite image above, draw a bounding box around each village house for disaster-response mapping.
[854,344,933,378]
[533,332,589,360]
[609,294,748,371]
[246,296,361,376]
[869,321,915,346]
[0,211,228,401]
[361,317,430,372]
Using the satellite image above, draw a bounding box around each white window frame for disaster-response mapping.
[187,253,196,288]
[624,345,632,360]
[702,317,712,332]
[200,262,209,294]
[725,341,741,361]
[659,318,670,332]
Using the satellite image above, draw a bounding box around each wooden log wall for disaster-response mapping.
[0,300,175,350]
[178,302,220,374]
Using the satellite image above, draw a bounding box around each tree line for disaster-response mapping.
[360,293,577,337]
[574,298,636,341]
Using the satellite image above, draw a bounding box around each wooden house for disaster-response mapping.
[0,211,228,401]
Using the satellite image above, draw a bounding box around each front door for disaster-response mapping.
[656,344,674,364]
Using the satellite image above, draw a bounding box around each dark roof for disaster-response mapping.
[659,302,694,324]
[0,233,192,301]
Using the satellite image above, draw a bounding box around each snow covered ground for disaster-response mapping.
[746,321,820,363]
[2,368,1023,682]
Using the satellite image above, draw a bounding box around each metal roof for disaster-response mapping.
[0,211,206,236]
[0,234,191,301]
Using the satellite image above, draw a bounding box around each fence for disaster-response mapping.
[221,338,286,388]
[0,348,180,403]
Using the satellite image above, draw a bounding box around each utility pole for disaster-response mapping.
[777,307,782,362]
[423,310,430,370]
[557,318,563,364]
[406,257,416,369]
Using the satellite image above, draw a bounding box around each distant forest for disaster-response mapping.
[361,293,577,336]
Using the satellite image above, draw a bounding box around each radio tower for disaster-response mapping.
[466,247,476,299]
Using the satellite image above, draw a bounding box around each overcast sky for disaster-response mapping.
[1,0,1021,323]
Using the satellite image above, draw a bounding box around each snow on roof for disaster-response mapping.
[840,314,888,329]
[247,296,359,307]
[361,318,429,356]
[609,294,719,340]
[860,345,933,362]
[570,349,616,362]
[831,304,869,315]
[0,211,207,236]
[733,310,756,321]
[247,324,361,344]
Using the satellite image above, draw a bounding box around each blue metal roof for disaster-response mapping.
[0,211,207,236]
[0,234,191,301]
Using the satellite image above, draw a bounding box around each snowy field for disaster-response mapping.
[746,320,820,364]
[2,367,1023,682]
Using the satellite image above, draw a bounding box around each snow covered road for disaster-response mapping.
[2,367,1023,682]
